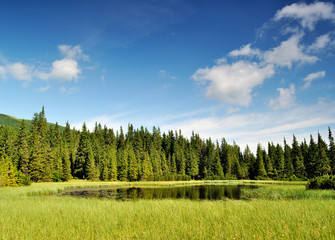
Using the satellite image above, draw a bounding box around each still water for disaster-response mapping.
[60,184,257,201]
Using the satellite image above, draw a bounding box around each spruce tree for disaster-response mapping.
[328,127,335,174]
[127,143,138,181]
[107,145,118,181]
[316,133,330,176]
[255,144,267,179]
[291,135,305,178]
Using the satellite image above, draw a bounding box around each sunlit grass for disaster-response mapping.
[0,180,334,239]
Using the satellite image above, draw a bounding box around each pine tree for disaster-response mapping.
[74,123,90,179]
[62,145,72,181]
[86,145,98,180]
[128,143,138,181]
[255,144,267,179]
[141,151,153,180]
[328,127,335,175]
[107,145,118,181]
[274,144,285,178]
[187,147,199,179]
[291,135,305,178]
[316,133,330,176]
[283,139,294,177]
[16,120,29,175]
[306,135,317,178]
[117,145,128,181]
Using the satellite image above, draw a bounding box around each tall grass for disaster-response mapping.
[0,180,334,239]
[241,184,335,200]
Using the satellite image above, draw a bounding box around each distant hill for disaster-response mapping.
[0,113,64,131]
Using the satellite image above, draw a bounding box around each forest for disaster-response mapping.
[0,107,334,186]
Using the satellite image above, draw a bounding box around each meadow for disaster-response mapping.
[0,180,334,239]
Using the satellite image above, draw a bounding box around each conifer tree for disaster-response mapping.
[61,145,72,181]
[187,147,199,179]
[127,143,138,181]
[274,144,285,178]
[107,145,118,181]
[117,145,128,181]
[255,144,267,178]
[283,139,294,177]
[16,120,29,175]
[328,127,335,174]
[86,145,98,180]
[306,135,317,178]
[74,123,90,178]
[141,151,153,180]
[316,133,330,176]
[291,135,305,178]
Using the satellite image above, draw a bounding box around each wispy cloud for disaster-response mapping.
[59,86,79,94]
[38,85,51,92]
[303,71,326,89]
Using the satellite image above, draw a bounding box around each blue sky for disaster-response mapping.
[1,0,335,151]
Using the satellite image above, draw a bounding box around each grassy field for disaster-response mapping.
[0,180,334,239]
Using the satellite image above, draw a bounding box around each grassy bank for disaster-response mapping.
[0,180,334,239]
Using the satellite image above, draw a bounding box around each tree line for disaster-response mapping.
[0,107,334,186]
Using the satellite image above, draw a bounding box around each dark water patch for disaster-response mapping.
[59,185,258,201]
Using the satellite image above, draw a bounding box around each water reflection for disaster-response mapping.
[60,185,257,201]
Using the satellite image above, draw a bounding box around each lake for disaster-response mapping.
[59,184,257,201]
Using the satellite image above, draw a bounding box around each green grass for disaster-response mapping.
[0,180,334,239]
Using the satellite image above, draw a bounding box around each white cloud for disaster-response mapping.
[7,62,33,81]
[263,34,318,68]
[274,2,335,31]
[58,45,89,61]
[269,84,296,110]
[229,44,261,57]
[38,86,51,92]
[303,70,326,89]
[215,57,227,65]
[192,61,275,106]
[48,59,81,82]
[0,66,6,79]
[0,44,87,84]
[307,33,331,51]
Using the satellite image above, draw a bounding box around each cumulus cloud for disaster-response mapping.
[48,59,81,81]
[263,34,318,68]
[7,62,33,81]
[0,44,87,85]
[269,84,296,110]
[36,45,86,82]
[192,61,274,106]
[58,45,89,61]
[229,44,261,58]
[274,2,335,31]
[303,70,326,89]
[0,62,34,86]
[307,33,331,51]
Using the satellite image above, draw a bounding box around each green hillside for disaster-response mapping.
[0,113,64,131]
